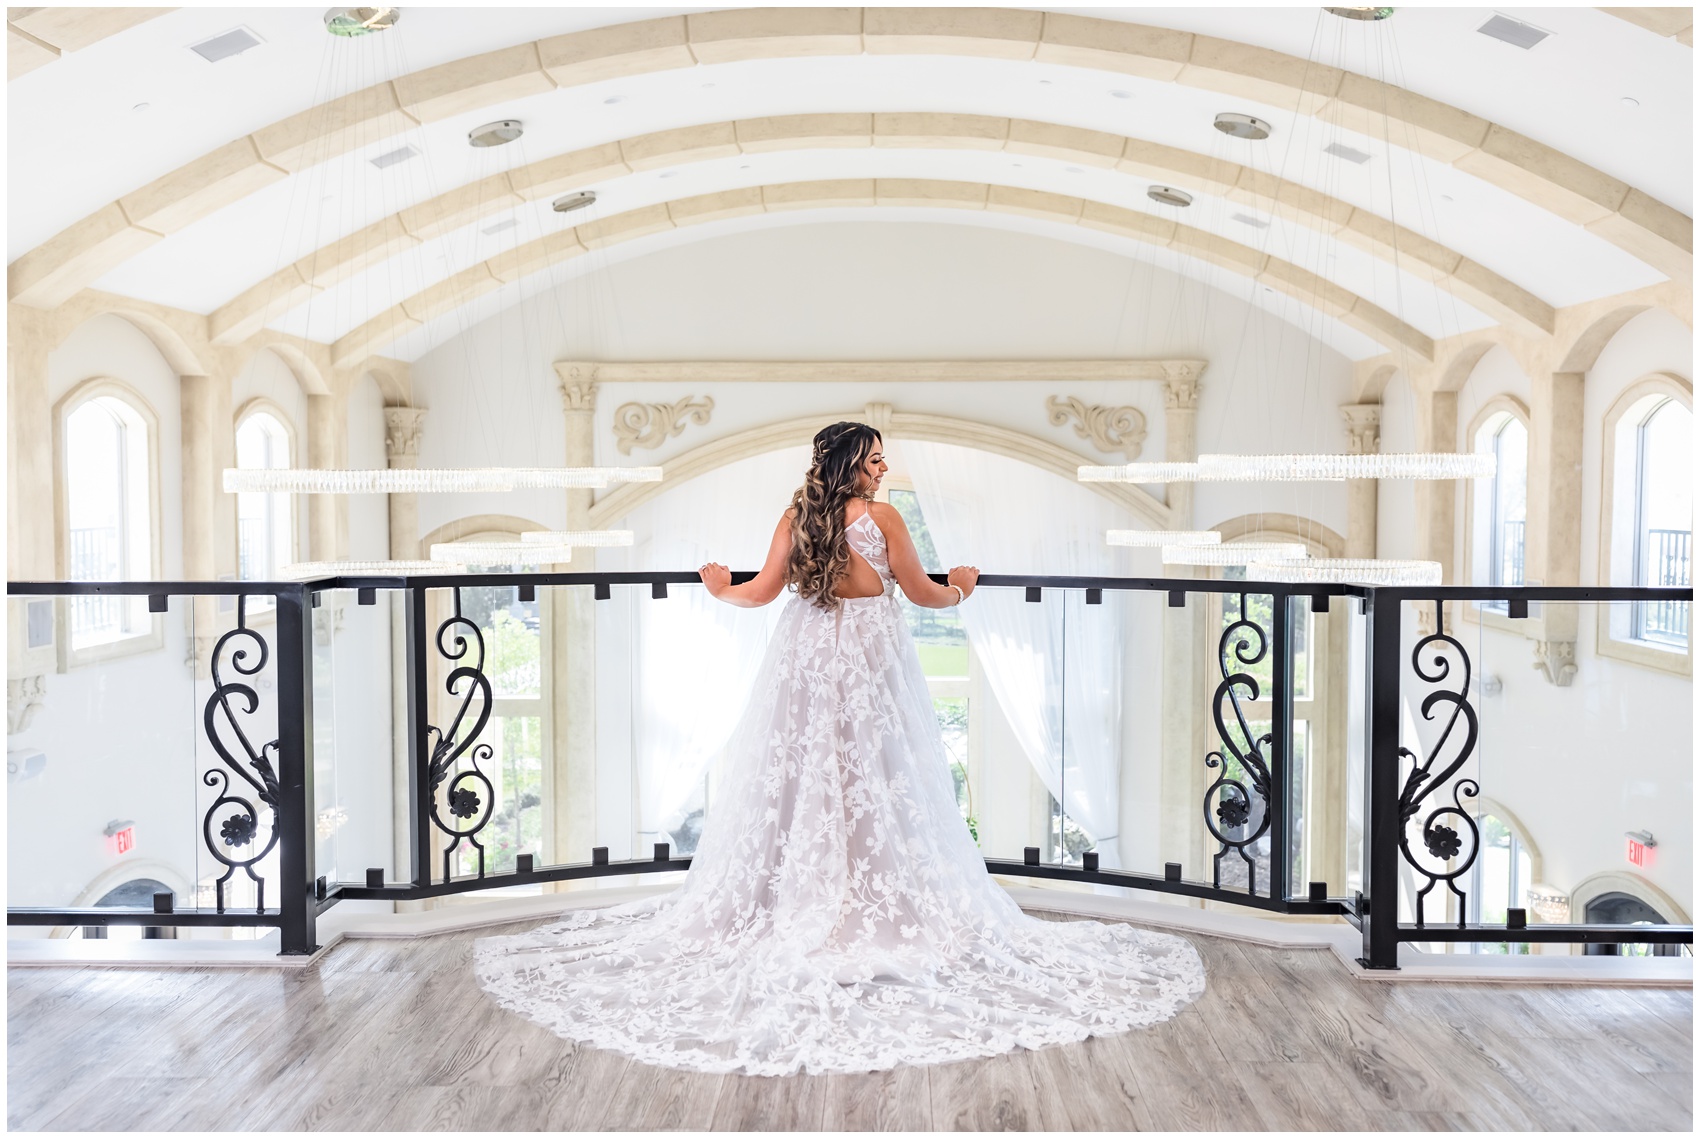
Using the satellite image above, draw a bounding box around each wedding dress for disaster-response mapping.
[474,510,1205,1076]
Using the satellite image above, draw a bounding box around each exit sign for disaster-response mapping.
[1626,837,1648,866]
[110,827,135,856]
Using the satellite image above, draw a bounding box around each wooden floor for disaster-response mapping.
[7,913,1693,1132]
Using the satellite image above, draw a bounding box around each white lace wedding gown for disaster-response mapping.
[474,512,1205,1076]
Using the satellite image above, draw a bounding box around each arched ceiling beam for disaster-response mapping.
[331,177,1436,368]
[209,112,1553,345]
[9,8,1690,308]
[6,7,173,80]
[1599,7,1694,45]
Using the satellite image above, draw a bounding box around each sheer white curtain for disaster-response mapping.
[903,441,1137,867]
[606,447,806,843]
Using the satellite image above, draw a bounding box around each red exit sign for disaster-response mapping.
[110,827,135,856]
[1626,837,1649,867]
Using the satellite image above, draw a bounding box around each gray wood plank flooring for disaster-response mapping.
[7,915,1692,1132]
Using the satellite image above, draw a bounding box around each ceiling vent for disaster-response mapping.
[481,218,519,236]
[1477,13,1550,49]
[1232,213,1270,229]
[189,26,263,63]
[369,145,419,170]
[1323,141,1372,165]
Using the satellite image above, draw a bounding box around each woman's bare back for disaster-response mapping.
[836,499,886,599]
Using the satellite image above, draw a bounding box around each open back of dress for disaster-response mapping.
[475,513,1204,1076]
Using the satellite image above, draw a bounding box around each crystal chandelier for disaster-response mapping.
[225,467,661,494]
[1079,462,1212,483]
[1107,530,1221,547]
[282,559,466,578]
[1198,453,1495,481]
[1246,558,1443,585]
[429,541,575,566]
[1162,542,1307,566]
[521,530,635,547]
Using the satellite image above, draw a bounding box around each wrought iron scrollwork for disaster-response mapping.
[1203,593,1274,893]
[426,589,497,881]
[201,597,281,913]
[1397,602,1481,927]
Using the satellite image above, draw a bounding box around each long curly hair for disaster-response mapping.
[787,421,882,608]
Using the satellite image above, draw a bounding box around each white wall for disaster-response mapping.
[409,221,1356,540]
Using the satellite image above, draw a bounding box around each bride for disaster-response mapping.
[475,422,1205,1076]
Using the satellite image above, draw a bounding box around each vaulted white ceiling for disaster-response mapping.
[7,6,1691,365]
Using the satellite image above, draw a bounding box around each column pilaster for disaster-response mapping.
[553,363,600,867]
[1340,403,1382,560]
[1161,365,1202,528]
[383,407,425,559]
[1527,369,1585,685]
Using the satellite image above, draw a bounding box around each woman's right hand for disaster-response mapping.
[947,565,979,601]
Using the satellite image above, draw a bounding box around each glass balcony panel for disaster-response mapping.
[312,589,399,888]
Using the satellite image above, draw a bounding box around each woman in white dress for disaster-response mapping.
[475,422,1205,1076]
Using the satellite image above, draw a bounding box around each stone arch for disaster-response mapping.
[237,338,331,397]
[590,410,1170,530]
[419,514,550,549]
[1569,870,1690,926]
[1354,362,1402,404]
[1557,304,1657,375]
[1207,513,1346,558]
[55,307,208,380]
[361,364,410,407]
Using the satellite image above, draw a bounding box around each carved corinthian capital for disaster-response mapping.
[1340,403,1383,455]
[7,674,45,735]
[1046,395,1148,459]
[383,407,426,465]
[1163,375,1201,412]
[554,362,599,412]
[1532,640,1578,687]
[612,397,714,454]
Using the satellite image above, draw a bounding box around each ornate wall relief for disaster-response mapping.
[1045,396,1148,459]
[612,397,714,454]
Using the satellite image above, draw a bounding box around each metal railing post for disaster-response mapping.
[1269,589,1294,904]
[1359,588,1402,970]
[405,585,434,887]
[274,585,319,956]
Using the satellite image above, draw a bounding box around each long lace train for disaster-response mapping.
[475,566,1205,1075]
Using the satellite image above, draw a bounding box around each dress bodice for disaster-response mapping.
[844,510,895,593]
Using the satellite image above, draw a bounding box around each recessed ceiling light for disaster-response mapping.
[1232,213,1270,228]
[1214,112,1272,141]
[468,120,523,148]
[1325,7,1394,20]
[481,218,519,236]
[552,190,597,214]
[323,7,400,37]
[701,82,716,89]
[1476,13,1550,49]
[658,170,679,178]
[1621,95,1641,108]
[1323,141,1372,164]
[1147,186,1193,207]
[369,145,418,170]
[1065,166,1085,174]
[1011,162,1025,168]
[738,164,752,170]
[1439,193,1455,203]
[603,95,626,105]
[189,26,263,63]
[1038,79,1053,86]
[1110,90,1133,99]
[131,102,150,113]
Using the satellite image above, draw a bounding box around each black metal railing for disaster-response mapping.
[7,572,1692,970]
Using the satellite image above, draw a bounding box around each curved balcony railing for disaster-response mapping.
[7,572,1693,968]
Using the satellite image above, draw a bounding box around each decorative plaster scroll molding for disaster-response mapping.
[612,397,714,454]
[383,407,426,463]
[1532,639,1578,687]
[1340,403,1383,455]
[7,674,46,735]
[1046,395,1147,459]
[553,359,1207,384]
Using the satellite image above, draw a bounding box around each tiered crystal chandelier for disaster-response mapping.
[1080,453,1493,484]
[224,467,661,494]
[520,530,635,547]
[1246,558,1443,586]
[1162,542,1307,567]
[1107,529,1221,547]
[429,541,576,567]
[282,559,466,579]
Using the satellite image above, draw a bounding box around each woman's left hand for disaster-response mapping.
[699,562,732,596]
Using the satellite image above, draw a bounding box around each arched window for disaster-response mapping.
[1630,398,1692,645]
[62,391,153,649]
[235,409,295,586]
[1468,811,1536,954]
[1601,380,1692,667]
[1470,410,1528,611]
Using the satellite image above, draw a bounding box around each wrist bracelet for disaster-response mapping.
[949,584,966,606]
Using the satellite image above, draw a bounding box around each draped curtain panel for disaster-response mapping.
[902,440,1140,866]
[609,447,806,840]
